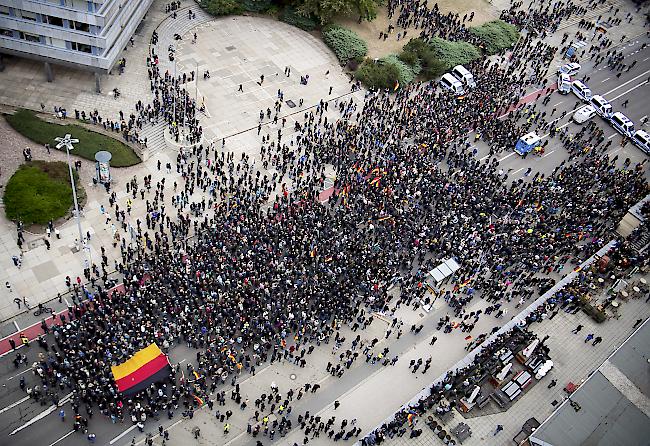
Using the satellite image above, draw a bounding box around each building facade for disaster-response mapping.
[0,0,152,82]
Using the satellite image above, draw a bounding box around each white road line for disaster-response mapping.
[608,133,617,139]
[513,167,525,174]
[63,297,70,306]
[602,69,650,96]
[608,147,623,156]
[601,77,610,83]
[109,424,139,445]
[498,152,515,162]
[643,57,649,62]
[7,367,33,381]
[609,80,649,102]
[10,404,59,435]
[552,101,563,107]
[0,396,30,414]
[13,320,20,331]
[134,418,185,446]
[47,430,75,446]
[542,150,556,158]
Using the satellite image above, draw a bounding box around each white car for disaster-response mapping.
[557,62,581,77]
[573,105,596,124]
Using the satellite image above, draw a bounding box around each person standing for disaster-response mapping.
[572,324,583,334]
[493,424,504,436]
[592,336,603,346]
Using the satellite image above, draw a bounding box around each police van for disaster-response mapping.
[440,73,465,95]
[451,65,476,89]
[610,112,635,137]
[557,62,581,77]
[557,73,571,94]
[632,130,650,154]
[571,80,592,102]
[590,95,613,119]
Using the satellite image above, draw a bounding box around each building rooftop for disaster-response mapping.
[529,321,650,446]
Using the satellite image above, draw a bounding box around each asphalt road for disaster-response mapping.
[1,34,649,446]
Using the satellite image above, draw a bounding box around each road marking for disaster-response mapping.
[608,133,617,139]
[552,101,563,107]
[644,57,650,62]
[13,320,20,331]
[47,430,75,446]
[7,367,33,380]
[0,396,30,414]
[10,403,61,435]
[134,418,185,445]
[609,80,649,102]
[602,69,650,96]
[542,150,556,158]
[109,424,139,445]
[63,297,70,307]
[498,152,515,162]
[513,167,525,174]
[608,147,623,156]
[601,77,610,83]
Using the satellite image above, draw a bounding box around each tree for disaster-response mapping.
[298,0,378,24]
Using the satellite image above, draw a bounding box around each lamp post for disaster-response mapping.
[55,134,90,269]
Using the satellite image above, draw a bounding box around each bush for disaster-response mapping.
[4,161,85,225]
[428,37,480,71]
[5,110,141,167]
[281,7,317,31]
[400,38,446,80]
[323,26,368,63]
[355,59,400,90]
[381,55,418,85]
[239,0,272,12]
[199,0,243,15]
[469,20,520,55]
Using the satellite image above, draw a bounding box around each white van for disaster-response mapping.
[557,62,581,77]
[632,130,650,154]
[590,95,613,119]
[451,65,476,89]
[610,112,635,137]
[557,73,571,94]
[571,80,592,102]
[573,105,597,124]
[440,73,465,95]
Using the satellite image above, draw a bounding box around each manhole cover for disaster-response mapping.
[225,45,236,51]
[289,374,297,380]
[286,100,296,108]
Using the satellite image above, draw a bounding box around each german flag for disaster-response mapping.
[111,344,171,395]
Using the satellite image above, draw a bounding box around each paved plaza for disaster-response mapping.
[0,0,648,445]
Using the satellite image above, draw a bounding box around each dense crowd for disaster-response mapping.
[8,0,650,445]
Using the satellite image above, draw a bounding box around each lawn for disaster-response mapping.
[3,160,85,225]
[5,109,141,167]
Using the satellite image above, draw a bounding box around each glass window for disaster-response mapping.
[71,41,92,53]
[72,21,90,32]
[46,15,64,27]
[0,29,13,37]
[0,6,10,15]
[19,32,41,42]
[19,10,37,21]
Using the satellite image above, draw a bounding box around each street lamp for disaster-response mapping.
[55,134,90,269]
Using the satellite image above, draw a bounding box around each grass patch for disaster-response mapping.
[5,109,141,167]
[4,161,85,225]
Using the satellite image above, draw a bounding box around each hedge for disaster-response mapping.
[428,37,480,71]
[355,59,400,90]
[381,55,419,85]
[4,161,85,225]
[5,110,141,167]
[469,20,520,55]
[323,26,368,63]
[281,7,317,31]
[239,0,272,13]
[400,38,447,80]
[199,0,243,15]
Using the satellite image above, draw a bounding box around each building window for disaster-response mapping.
[19,10,37,21]
[70,41,92,53]
[0,6,9,16]
[19,32,41,43]
[0,29,13,37]
[46,15,64,27]
[72,21,90,33]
